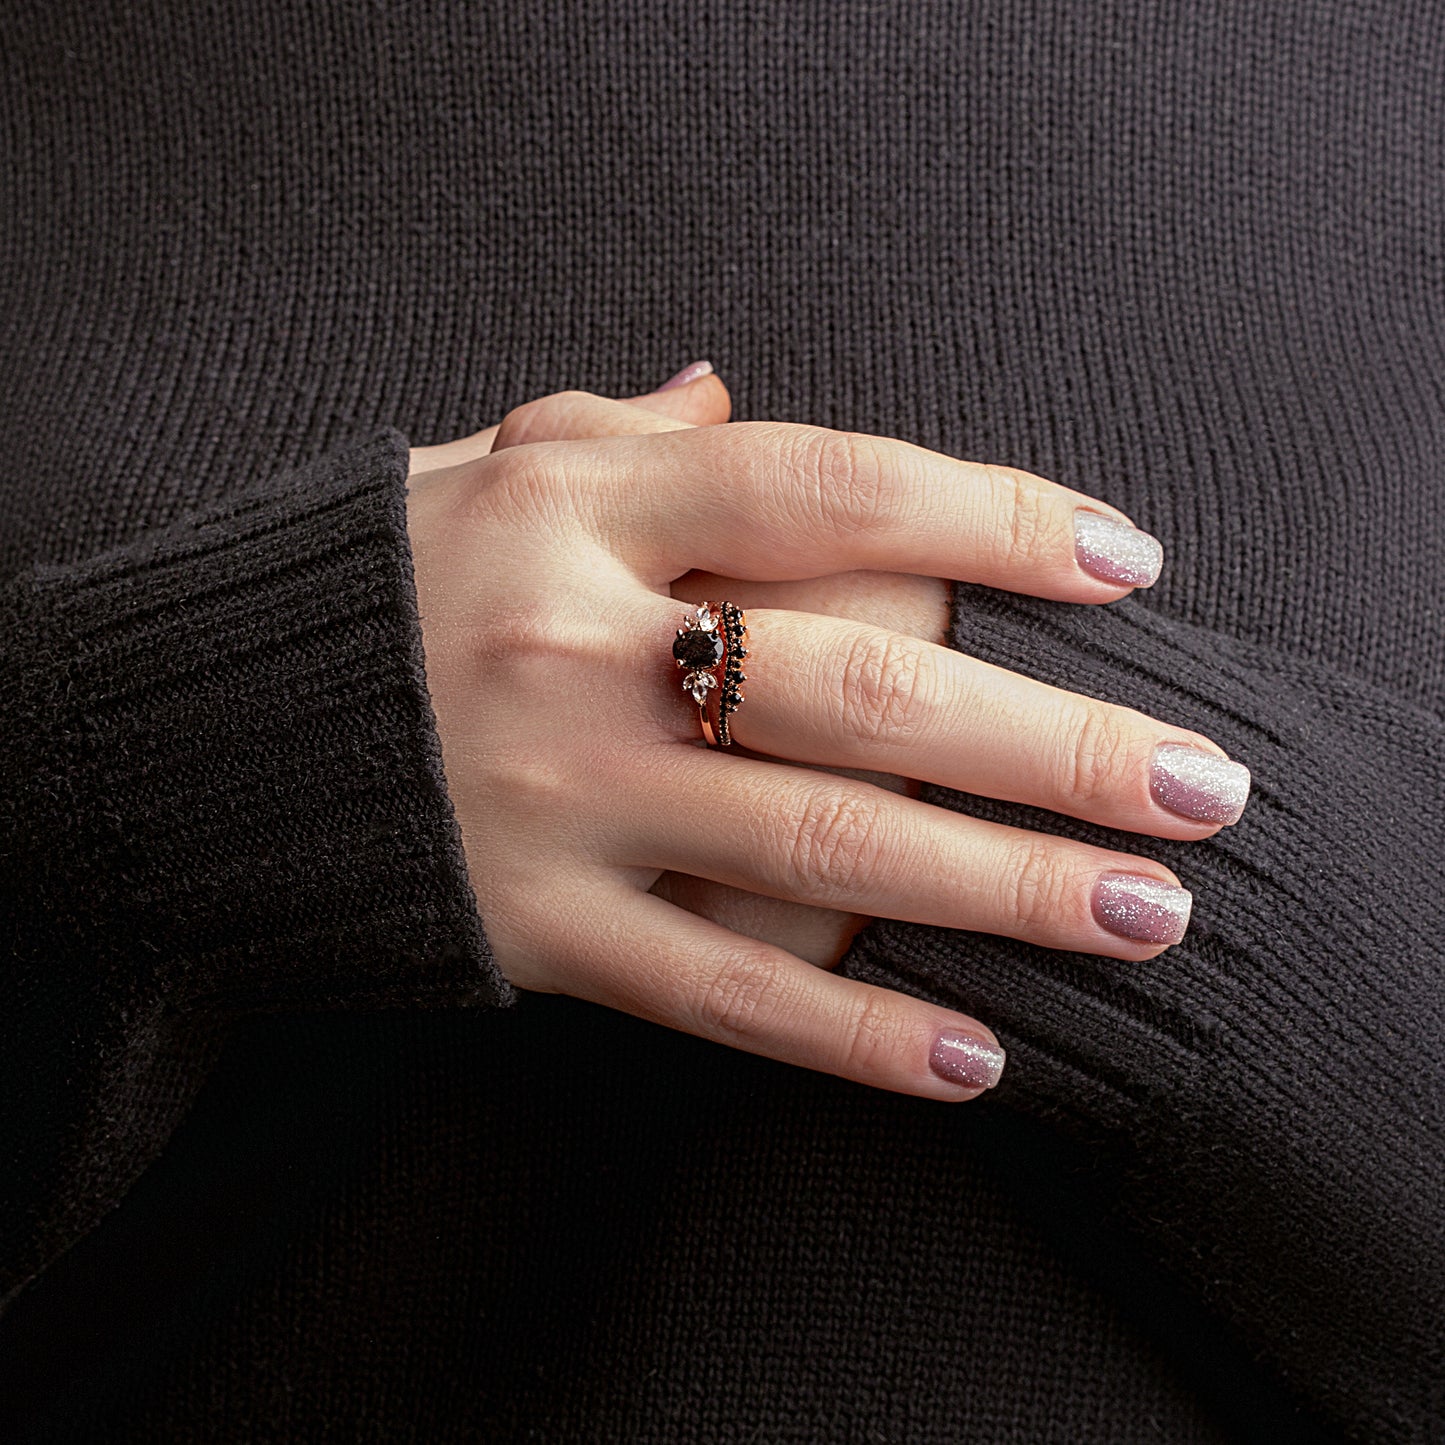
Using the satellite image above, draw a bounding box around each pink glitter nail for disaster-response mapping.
[655,359,715,391]
[929,1029,1006,1091]
[1092,872,1193,945]
[1151,743,1252,824]
[1074,509,1164,587]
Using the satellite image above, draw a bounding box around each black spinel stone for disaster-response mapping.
[673,628,724,669]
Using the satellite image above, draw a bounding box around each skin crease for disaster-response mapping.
[405,371,1243,1100]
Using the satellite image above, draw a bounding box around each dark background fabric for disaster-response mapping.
[2,2,1442,1441]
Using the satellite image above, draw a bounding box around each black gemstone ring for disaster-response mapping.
[672,600,748,746]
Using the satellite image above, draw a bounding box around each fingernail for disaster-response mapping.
[655,359,715,392]
[1151,743,1252,824]
[1074,509,1164,587]
[1092,872,1193,945]
[929,1029,1006,1091]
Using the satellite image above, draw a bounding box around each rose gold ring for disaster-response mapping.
[672,600,748,747]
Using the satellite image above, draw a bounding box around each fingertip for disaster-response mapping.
[1151,742,1252,826]
[699,369,733,417]
[927,1023,1007,1097]
[630,366,732,425]
[1073,509,1165,589]
[681,369,732,421]
[655,359,716,391]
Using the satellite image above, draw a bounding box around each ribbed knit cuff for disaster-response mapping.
[840,581,1444,1132]
[837,582,1445,1441]
[7,428,515,1014]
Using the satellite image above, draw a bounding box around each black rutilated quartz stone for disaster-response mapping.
[673,628,723,669]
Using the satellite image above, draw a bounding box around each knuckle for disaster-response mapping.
[841,991,903,1078]
[796,427,891,539]
[694,950,784,1041]
[786,789,886,902]
[839,628,931,746]
[494,390,597,449]
[445,443,521,511]
[988,466,1050,566]
[1006,835,1072,935]
[1064,705,1135,808]
[492,398,547,450]
[430,450,509,532]
[469,593,558,665]
[482,447,574,530]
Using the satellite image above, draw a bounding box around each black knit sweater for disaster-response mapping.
[2,3,1442,1441]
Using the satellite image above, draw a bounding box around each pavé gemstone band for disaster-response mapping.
[672,600,748,746]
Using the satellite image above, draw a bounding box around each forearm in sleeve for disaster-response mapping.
[0,428,513,1311]
[841,582,1445,1443]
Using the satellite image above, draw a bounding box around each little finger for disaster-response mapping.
[560,885,1007,1101]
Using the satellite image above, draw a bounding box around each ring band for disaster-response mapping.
[672,600,748,747]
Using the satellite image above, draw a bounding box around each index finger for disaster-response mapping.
[518,422,1162,601]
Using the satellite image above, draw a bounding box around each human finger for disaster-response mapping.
[671,568,951,641]
[720,608,1249,838]
[653,572,942,973]
[650,870,870,970]
[407,363,729,474]
[519,422,1162,599]
[558,884,1007,1101]
[630,752,1195,957]
[490,377,731,452]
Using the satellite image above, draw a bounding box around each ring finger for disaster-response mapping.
[718,608,1251,838]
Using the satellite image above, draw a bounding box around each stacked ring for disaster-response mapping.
[672,600,748,747]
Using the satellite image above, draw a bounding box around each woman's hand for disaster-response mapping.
[405,374,1250,1100]
[412,371,944,974]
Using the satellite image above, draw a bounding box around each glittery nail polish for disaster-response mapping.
[1091,872,1193,945]
[1074,509,1164,587]
[655,359,714,391]
[929,1029,1006,1090]
[1151,743,1252,824]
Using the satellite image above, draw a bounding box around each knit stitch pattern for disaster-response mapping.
[1,2,1441,1441]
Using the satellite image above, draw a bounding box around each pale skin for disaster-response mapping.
[405,369,1239,1101]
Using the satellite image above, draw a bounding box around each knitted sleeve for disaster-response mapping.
[0,427,515,1311]
[841,583,1445,1443]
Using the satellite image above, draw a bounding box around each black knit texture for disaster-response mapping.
[1,2,1442,1442]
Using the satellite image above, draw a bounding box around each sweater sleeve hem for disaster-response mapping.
[7,428,516,1015]
[835,580,1445,1440]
